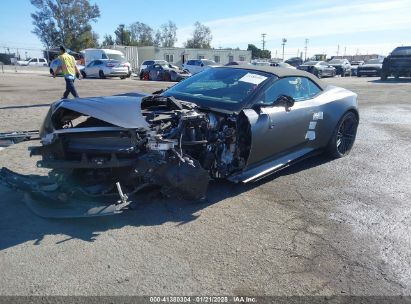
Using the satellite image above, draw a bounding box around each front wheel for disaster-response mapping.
[326,112,358,158]
[99,70,105,79]
[81,71,87,78]
[380,73,388,80]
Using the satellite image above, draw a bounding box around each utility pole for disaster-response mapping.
[262,33,267,51]
[281,38,287,60]
[337,44,340,57]
[344,46,346,57]
[304,38,309,61]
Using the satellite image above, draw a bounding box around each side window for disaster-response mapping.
[262,77,321,104]
[101,53,108,59]
[39,58,46,63]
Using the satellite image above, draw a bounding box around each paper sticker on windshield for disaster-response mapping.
[239,73,267,85]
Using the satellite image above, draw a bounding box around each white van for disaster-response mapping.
[83,49,131,76]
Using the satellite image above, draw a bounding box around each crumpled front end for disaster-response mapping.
[1,93,250,218]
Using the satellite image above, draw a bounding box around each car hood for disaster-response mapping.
[53,95,150,129]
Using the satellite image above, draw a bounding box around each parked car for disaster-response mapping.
[182,59,220,74]
[357,58,383,77]
[350,61,364,76]
[285,57,303,67]
[83,49,131,77]
[81,59,129,79]
[381,46,411,80]
[298,61,336,78]
[0,66,359,218]
[17,57,48,66]
[49,58,85,75]
[225,61,252,66]
[140,63,191,82]
[270,62,297,69]
[139,60,169,74]
[251,61,271,66]
[328,59,351,76]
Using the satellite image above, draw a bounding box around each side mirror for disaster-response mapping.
[252,95,295,112]
[275,95,295,111]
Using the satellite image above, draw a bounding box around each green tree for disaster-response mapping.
[114,24,131,45]
[247,44,271,59]
[184,22,212,49]
[102,34,114,46]
[129,22,154,46]
[160,21,177,47]
[30,0,100,51]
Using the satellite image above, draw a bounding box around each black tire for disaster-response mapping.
[49,68,54,75]
[394,74,400,79]
[380,73,387,80]
[120,76,126,79]
[357,73,362,77]
[99,70,105,79]
[316,70,322,78]
[326,111,358,158]
[81,71,87,78]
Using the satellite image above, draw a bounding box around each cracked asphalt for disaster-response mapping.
[0,68,410,296]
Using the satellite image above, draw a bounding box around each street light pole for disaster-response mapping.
[281,38,287,60]
[304,38,309,61]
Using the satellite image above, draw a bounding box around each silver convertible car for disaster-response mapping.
[0,66,359,218]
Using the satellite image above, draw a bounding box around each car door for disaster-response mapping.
[86,60,98,77]
[246,76,322,164]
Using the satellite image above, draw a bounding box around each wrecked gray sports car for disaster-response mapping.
[0,66,359,218]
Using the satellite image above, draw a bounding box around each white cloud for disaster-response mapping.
[176,0,411,56]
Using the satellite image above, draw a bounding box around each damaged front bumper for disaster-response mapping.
[0,167,136,218]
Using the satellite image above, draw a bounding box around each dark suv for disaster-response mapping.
[381,46,411,80]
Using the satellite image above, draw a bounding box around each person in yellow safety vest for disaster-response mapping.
[53,46,81,99]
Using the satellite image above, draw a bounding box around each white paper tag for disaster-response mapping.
[239,73,267,85]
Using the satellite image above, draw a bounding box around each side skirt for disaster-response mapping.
[228,147,317,183]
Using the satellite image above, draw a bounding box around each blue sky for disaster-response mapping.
[1,0,410,58]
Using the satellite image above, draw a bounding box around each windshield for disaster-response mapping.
[391,47,411,56]
[365,59,382,64]
[107,54,126,62]
[329,59,343,64]
[162,68,274,112]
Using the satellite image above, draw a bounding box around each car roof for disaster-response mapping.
[218,65,326,90]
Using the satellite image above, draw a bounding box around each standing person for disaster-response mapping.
[53,46,81,99]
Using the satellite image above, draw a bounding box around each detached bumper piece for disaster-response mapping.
[0,167,134,218]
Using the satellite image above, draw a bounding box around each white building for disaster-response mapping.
[108,45,251,71]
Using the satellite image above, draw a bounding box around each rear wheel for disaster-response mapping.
[49,69,54,75]
[81,71,87,78]
[380,73,388,80]
[99,70,105,79]
[120,76,126,79]
[327,112,358,158]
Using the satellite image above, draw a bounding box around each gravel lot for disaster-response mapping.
[0,68,410,296]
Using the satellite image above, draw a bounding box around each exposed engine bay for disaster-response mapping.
[0,94,251,217]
